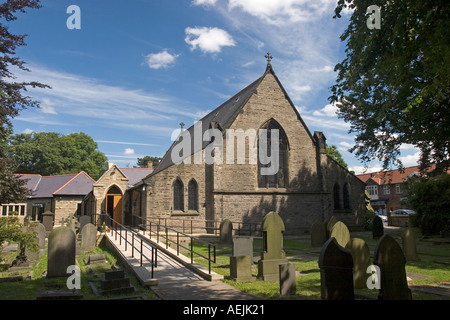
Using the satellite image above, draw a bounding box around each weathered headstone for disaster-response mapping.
[100,269,134,295]
[310,221,327,247]
[257,211,287,281]
[79,215,92,232]
[374,234,412,300]
[372,215,384,239]
[279,262,296,296]
[402,227,420,262]
[230,256,255,283]
[42,211,54,236]
[330,221,350,248]
[80,223,97,251]
[23,223,46,262]
[232,236,253,258]
[67,215,81,235]
[318,237,354,300]
[326,215,339,238]
[219,219,233,244]
[345,238,371,289]
[47,226,76,278]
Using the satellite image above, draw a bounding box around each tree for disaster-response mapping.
[0,0,48,204]
[136,155,162,169]
[405,174,450,235]
[326,145,349,170]
[330,0,450,174]
[8,132,108,180]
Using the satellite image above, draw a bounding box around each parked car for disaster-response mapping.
[392,209,416,215]
[376,211,388,224]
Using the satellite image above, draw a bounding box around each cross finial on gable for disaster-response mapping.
[265,52,273,65]
[180,122,185,130]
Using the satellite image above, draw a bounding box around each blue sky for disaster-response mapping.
[9,0,420,173]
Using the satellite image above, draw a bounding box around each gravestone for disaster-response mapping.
[100,269,134,295]
[310,221,327,247]
[230,256,255,283]
[219,219,233,244]
[372,215,384,239]
[330,221,350,248]
[374,234,412,300]
[79,215,92,232]
[345,238,371,289]
[319,237,354,300]
[232,236,253,258]
[257,211,287,281]
[402,227,420,261]
[47,226,76,278]
[326,215,339,238]
[80,223,97,251]
[42,211,54,236]
[279,262,296,296]
[67,215,81,235]
[23,223,46,262]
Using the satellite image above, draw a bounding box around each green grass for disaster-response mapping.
[188,228,450,300]
[0,237,159,300]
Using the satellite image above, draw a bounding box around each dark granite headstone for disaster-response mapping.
[47,226,76,278]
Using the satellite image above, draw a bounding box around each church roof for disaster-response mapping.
[147,62,313,178]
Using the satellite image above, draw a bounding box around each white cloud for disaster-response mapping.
[185,27,236,53]
[192,0,217,6]
[124,148,135,155]
[22,128,34,134]
[399,151,420,167]
[145,50,179,69]
[39,98,58,114]
[350,164,384,175]
[228,0,336,25]
[313,103,338,117]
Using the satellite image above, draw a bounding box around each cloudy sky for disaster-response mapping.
[9,0,420,173]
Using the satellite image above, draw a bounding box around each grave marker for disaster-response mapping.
[330,221,350,248]
[279,262,296,296]
[310,221,327,247]
[219,219,233,244]
[80,223,97,251]
[257,211,287,281]
[345,238,371,289]
[47,226,76,278]
[319,237,354,300]
[402,227,420,262]
[374,234,412,300]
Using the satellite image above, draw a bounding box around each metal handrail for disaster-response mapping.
[102,214,157,278]
[133,215,216,274]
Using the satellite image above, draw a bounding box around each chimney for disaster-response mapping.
[147,161,153,169]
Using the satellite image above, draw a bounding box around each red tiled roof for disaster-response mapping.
[356,165,448,185]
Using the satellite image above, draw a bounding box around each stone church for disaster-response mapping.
[127,59,367,234]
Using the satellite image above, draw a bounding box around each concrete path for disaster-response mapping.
[104,229,260,300]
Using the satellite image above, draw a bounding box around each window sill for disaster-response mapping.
[171,210,199,217]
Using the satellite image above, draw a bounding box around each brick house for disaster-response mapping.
[356,165,439,215]
[1,171,95,225]
[130,62,367,234]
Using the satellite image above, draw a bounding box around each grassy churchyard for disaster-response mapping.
[191,227,450,300]
[0,238,159,300]
[0,226,449,300]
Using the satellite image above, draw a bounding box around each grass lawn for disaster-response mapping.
[0,236,159,300]
[189,227,450,300]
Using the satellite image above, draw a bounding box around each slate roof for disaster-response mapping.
[148,64,312,178]
[118,168,154,188]
[15,172,95,198]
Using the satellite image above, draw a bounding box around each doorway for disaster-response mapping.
[105,185,123,227]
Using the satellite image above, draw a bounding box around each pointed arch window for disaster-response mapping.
[343,183,351,210]
[258,119,289,188]
[188,179,198,211]
[333,183,341,210]
[173,178,184,211]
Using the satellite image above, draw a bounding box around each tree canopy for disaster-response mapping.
[0,0,48,204]
[8,132,108,180]
[326,145,349,170]
[330,0,449,174]
[136,155,162,169]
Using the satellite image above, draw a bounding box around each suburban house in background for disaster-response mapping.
[356,165,448,215]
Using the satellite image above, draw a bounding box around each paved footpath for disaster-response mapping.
[104,229,260,300]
